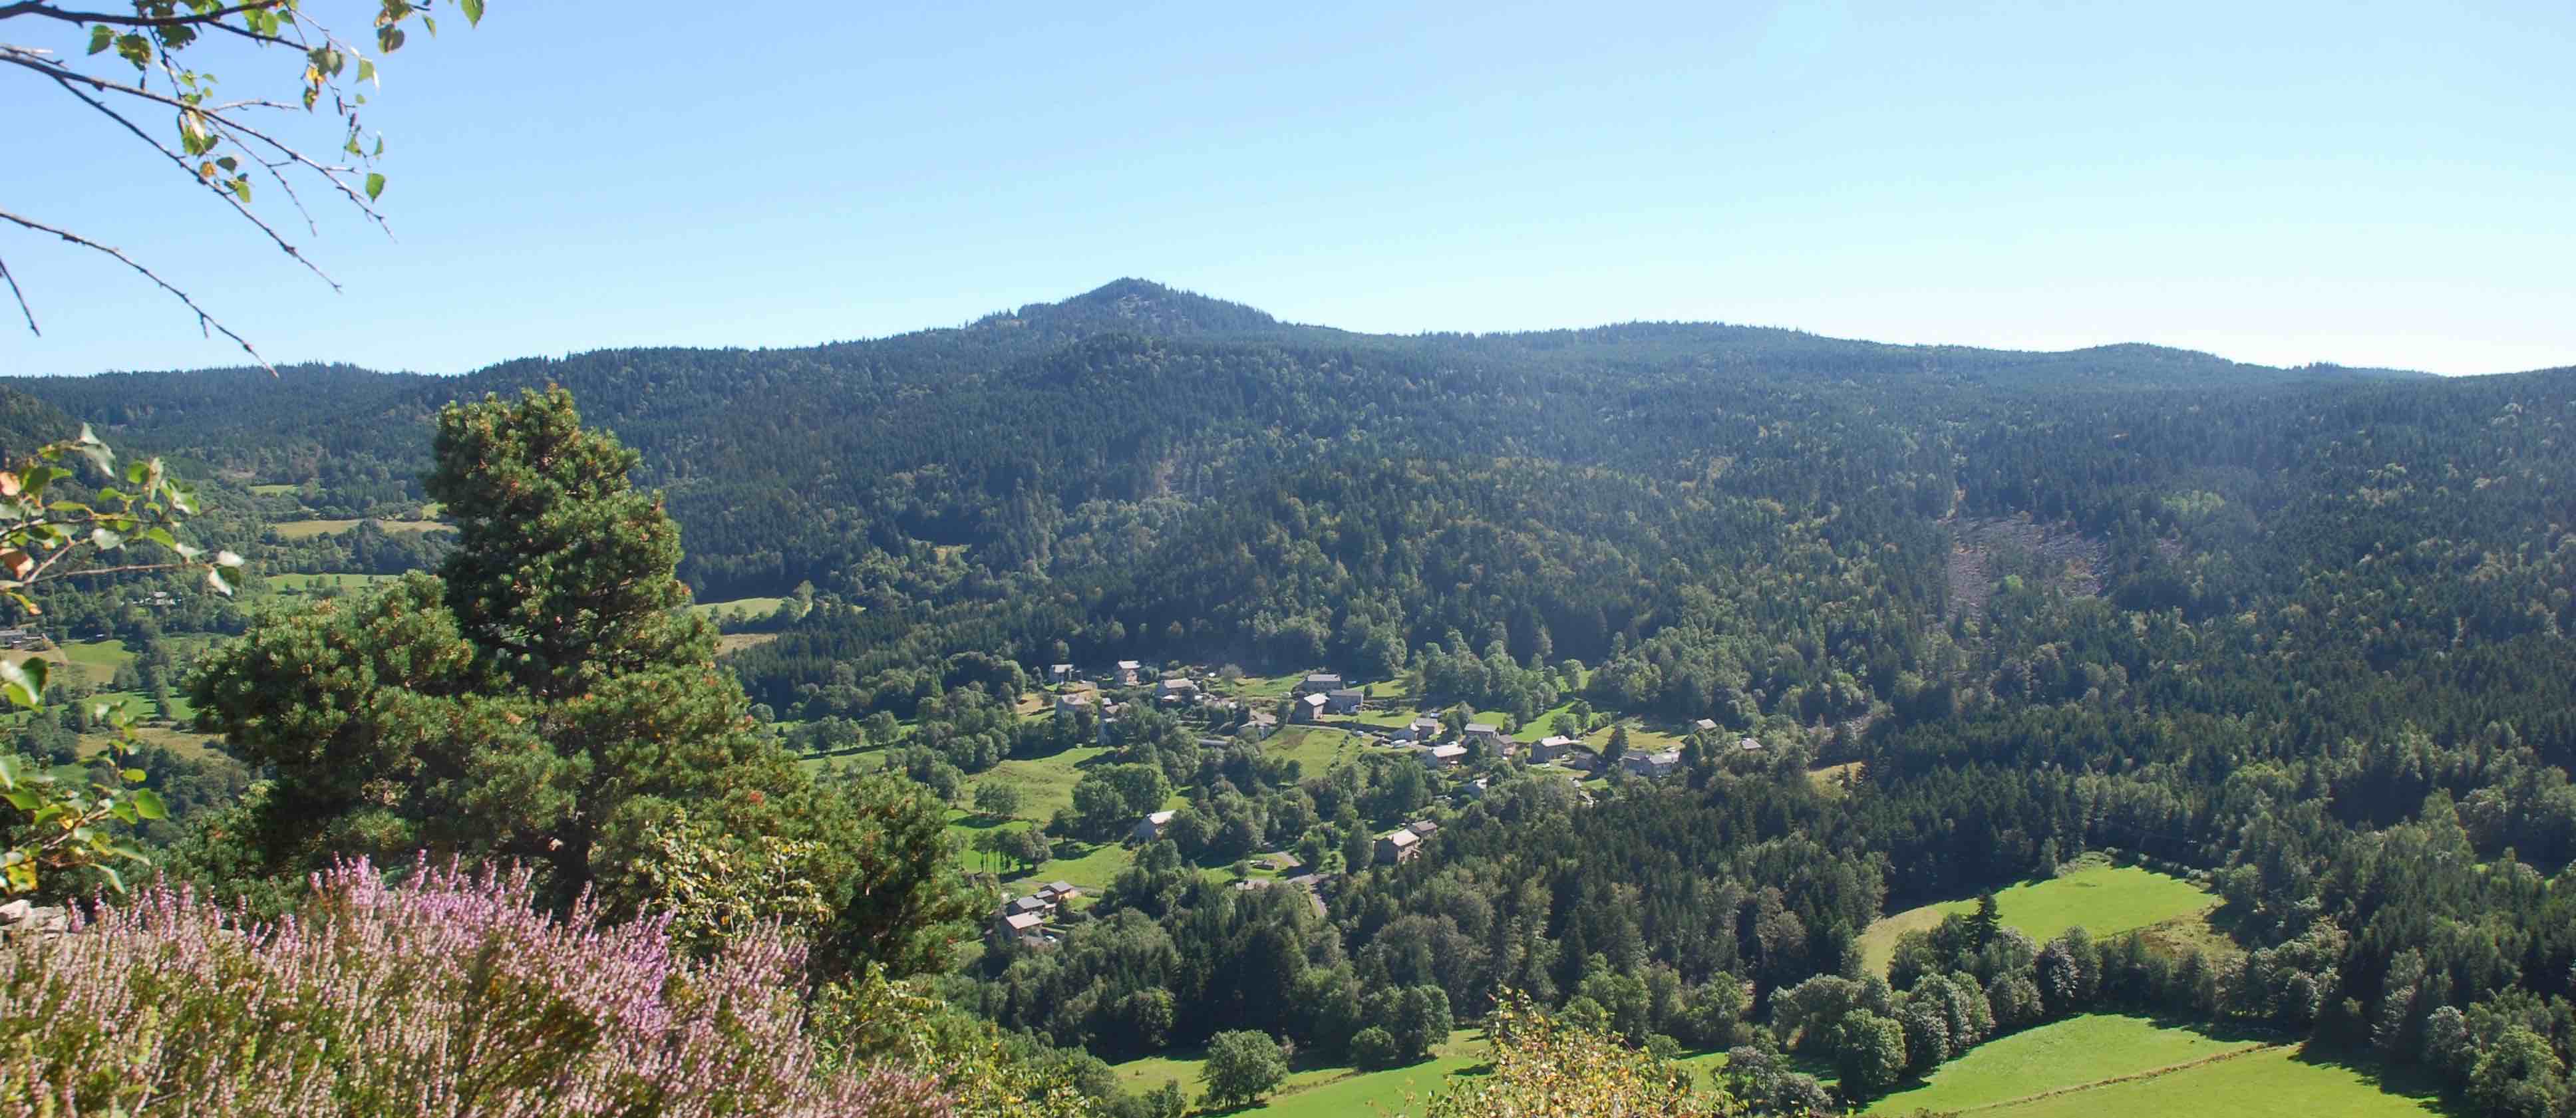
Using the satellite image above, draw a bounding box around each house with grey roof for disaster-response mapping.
[1623,748,1683,777]
[1293,692,1329,723]
[1374,828,1422,865]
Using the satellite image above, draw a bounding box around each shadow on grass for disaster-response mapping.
[2126,1007,2285,1046]
[2285,1044,2472,1117]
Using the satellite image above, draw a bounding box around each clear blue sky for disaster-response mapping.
[5,0,2571,376]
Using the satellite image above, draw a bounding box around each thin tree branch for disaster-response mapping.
[42,68,341,290]
[0,251,33,335]
[0,47,391,234]
[0,208,272,374]
[0,2,282,30]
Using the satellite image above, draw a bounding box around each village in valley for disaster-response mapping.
[963,657,1795,954]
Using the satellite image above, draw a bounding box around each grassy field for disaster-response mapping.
[969,744,1112,822]
[1810,760,1864,792]
[1233,670,1317,700]
[1861,859,2217,974]
[1971,1044,2450,1118]
[60,638,132,670]
[1866,1014,2267,1115]
[96,688,196,722]
[80,724,224,764]
[268,572,406,593]
[1111,1029,1491,1115]
[689,596,786,620]
[1010,838,1134,893]
[273,518,455,540]
[1264,726,1353,773]
[1581,718,1683,755]
[247,483,301,495]
[716,632,780,654]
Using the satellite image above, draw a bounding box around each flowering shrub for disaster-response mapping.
[1420,994,1742,1117]
[0,857,950,1117]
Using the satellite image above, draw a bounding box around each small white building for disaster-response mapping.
[1131,809,1178,843]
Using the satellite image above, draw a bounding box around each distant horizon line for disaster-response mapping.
[15,277,2565,380]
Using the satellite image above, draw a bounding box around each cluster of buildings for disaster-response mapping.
[0,627,43,652]
[1290,672,1365,723]
[1045,662,1279,748]
[989,881,1083,947]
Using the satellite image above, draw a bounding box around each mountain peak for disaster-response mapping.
[977,279,1279,338]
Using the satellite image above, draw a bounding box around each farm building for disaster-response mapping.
[1374,829,1422,865]
[1131,809,1178,843]
[1293,692,1330,723]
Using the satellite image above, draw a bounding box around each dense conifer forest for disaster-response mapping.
[8,279,2573,1116]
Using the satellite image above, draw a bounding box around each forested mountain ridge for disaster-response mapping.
[11,279,2444,598]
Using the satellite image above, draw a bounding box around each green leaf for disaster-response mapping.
[216,550,245,568]
[365,172,387,202]
[132,788,167,821]
[88,25,112,55]
[120,768,147,784]
[232,177,253,204]
[91,527,126,551]
[0,753,17,789]
[358,58,377,84]
[206,568,233,597]
[0,656,47,708]
[459,0,481,27]
[98,865,124,895]
[1,788,37,811]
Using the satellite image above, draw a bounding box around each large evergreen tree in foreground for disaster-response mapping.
[190,387,976,975]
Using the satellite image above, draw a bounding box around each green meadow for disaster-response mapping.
[1866,1014,2265,1115]
[1111,1029,1491,1116]
[1861,859,2217,974]
[1969,1044,2450,1118]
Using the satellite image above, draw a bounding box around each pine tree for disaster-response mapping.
[1971,892,2002,948]
[192,388,975,976]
